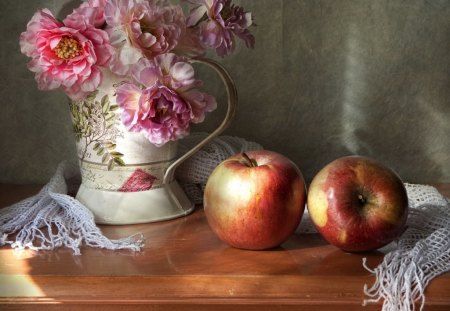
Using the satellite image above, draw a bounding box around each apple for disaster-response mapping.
[203,150,307,250]
[307,155,408,252]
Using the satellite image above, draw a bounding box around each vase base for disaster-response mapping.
[76,181,195,225]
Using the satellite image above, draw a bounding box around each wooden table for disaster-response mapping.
[1,184,449,310]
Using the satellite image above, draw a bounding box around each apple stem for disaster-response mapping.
[242,152,258,167]
[357,194,366,205]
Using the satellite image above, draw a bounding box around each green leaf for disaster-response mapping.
[101,95,110,113]
[107,159,114,171]
[93,143,101,151]
[73,133,82,142]
[109,105,119,111]
[114,158,126,166]
[104,143,116,151]
[105,113,115,121]
[101,153,109,163]
[110,151,124,158]
[86,90,97,103]
[97,147,105,156]
[71,111,79,123]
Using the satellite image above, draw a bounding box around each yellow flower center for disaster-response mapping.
[140,20,154,34]
[156,107,168,118]
[54,36,82,60]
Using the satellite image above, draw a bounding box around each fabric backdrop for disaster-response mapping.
[1,0,449,184]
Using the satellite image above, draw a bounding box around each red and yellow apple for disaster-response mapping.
[203,150,307,250]
[307,155,408,252]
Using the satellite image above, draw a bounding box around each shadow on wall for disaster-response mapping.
[229,0,450,183]
[1,0,449,184]
[330,3,450,182]
[58,0,80,19]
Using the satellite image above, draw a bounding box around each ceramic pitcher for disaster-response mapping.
[69,58,237,224]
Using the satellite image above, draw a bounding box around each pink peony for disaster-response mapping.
[116,53,217,145]
[172,25,206,57]
[19,9,113,100]
[118,82,192,145]
[73,0,108,28]
[104,0,186,76]
[185,0,255,56]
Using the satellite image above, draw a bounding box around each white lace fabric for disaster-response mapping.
[363,183,450,311]
[0,134,449,311]
[0,162,144,255]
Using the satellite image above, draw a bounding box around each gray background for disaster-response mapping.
[1,0,449,185]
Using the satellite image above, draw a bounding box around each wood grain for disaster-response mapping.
[0,183,449,310]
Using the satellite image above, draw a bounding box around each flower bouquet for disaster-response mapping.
[19,0,255,224]
[20,0,254,144]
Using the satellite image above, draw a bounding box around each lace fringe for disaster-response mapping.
[0,162,144,255]
[363,184,450,311]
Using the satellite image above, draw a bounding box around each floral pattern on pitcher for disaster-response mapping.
[70,90,125,171]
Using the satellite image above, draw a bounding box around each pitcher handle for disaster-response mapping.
[163,57,238,185]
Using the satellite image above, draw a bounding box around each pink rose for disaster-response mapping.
[116,53,217,145]
[19,9,113,100]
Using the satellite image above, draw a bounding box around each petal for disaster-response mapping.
[170,62,195,88]
[131,58,160,86]
[80,66,101,92]
[116,82,142,111]
[182,89,217,123]
[186,5,207,27]
[107,26,127,46]
[139,32,157,48]
[119,44,143,65]
[72,60,87,74]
